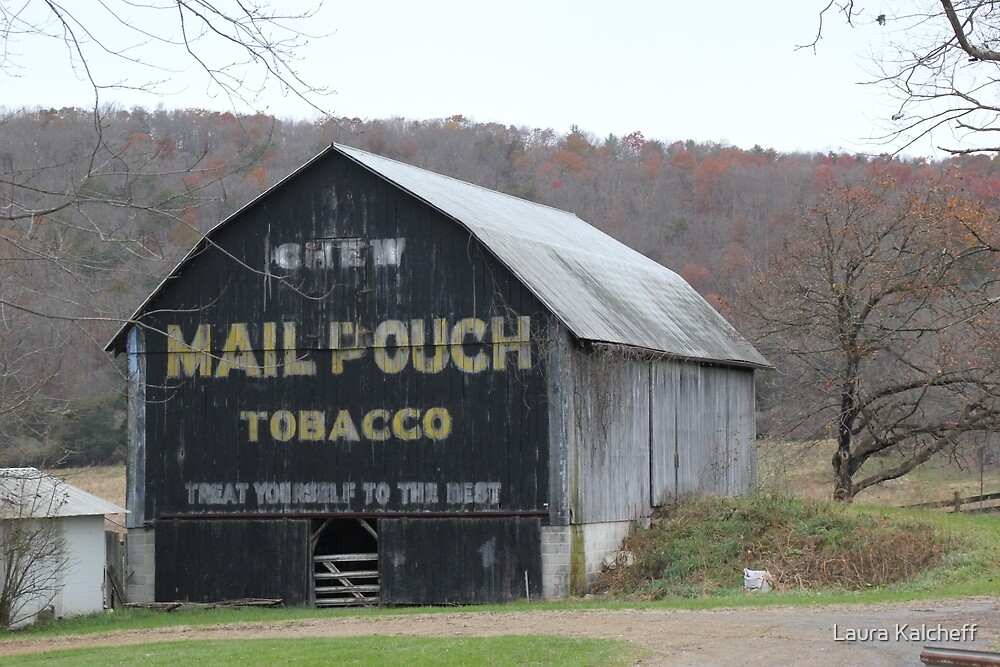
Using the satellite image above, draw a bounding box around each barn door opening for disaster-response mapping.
[310,518,379,607]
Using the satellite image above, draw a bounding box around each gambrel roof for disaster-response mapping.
[108,143,768,368]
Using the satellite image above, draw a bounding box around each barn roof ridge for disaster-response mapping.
[333,143,770,369]
[106,143,768,368]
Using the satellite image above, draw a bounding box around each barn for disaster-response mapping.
[0,468,126,626]
[106,143,768,606]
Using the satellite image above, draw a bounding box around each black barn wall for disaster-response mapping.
[136,151,551,520]
[155,519,311,604]
[379,517,542,604]
[130,151,554,604]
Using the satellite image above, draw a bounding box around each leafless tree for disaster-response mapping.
[811,1,1000,154]
[0,468,68,627]
[0,2,331,461]
[0,0,330,318]
[740,171,1000,499]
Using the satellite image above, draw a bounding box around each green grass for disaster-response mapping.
[0,636,640,666]
[593,496,1000,603]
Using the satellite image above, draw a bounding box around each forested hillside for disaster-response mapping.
[3,106,999,469]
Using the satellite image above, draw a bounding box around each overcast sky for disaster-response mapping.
[4,1,943,157]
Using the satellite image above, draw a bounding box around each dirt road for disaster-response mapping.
[0,597,996,665]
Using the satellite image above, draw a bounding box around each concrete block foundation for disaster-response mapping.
[126,527,155,604]
[540,521,633,598]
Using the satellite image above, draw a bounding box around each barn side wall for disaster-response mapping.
[650,363,756,502]
[565,348,758,523]
[567,348,652,525]
[550,344,757,593]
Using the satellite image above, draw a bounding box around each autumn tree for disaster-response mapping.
[742,172,1000,499]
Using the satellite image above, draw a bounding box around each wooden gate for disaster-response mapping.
[311,518,379,607]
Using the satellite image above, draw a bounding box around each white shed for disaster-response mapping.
[0,468,126,627]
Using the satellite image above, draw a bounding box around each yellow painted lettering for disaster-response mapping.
[282,322,316,376]
[411,319,449,373]
[262,322,278,377]
[423,407,453,440]
[492,315,532,370]
[328,409,361,441]
[215,323,260,377]
[239,410,268,442]
[166,324,212,377]
[392,408,421,440]
[374,320,409,373]
[329,321,367,374]
[362,409,391,441]
[270,410,296,441]
[298,410,325,440]
[450,318,489,373]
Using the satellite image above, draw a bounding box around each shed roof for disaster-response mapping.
[0,468,127,518]
[107,144,768,368]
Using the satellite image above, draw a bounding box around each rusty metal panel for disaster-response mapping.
[132,152,551,519]
[378,517,541,604]
[155,518,310,604]
[568,348,651,524]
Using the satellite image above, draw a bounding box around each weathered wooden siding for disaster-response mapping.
[546,325,574,526]
[650,362,756,501]
[726,368,757,494]
[567,348,651,524]
[155,519,311,604]
[379,517,541,604]
[649,361,680,506]
[126,327,147,529]
[557,345,757,523]
[134,152,551,519]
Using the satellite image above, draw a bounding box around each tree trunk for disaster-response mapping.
[832,445,853,500]
[832,389,856,501]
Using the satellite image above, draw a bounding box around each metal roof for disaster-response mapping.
[108,144,768,368]
[336,144,769,368]
[0,468,127,518]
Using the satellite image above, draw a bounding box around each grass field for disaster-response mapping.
[757,439,1000,506]
[0,636,640,666]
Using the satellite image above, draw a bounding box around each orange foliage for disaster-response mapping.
[694,158,730,213]
[670,150,696,171]
[247,165,269,192]
[681,263,712,290]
